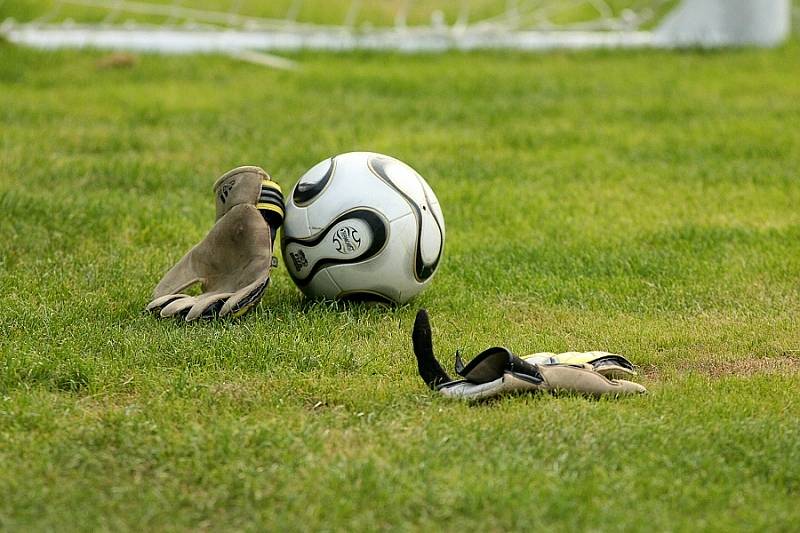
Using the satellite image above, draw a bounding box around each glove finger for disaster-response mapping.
[593,364,637,379]
[219,274,270,318]
[614,379,648,394]
[185,292,234,322]
[538,364,646,397]
[146,293,192,313]
[160,296,198,318]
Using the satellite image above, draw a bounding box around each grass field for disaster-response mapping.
[2,22,800,532]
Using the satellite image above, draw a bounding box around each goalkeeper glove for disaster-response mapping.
[412,309,646,400]
[146,166,284,321]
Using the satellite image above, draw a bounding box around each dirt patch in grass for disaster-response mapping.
[699,355,800,378]
[644,354,800,380]
[95,52,138,69]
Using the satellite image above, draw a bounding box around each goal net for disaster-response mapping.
[1,0,792,54]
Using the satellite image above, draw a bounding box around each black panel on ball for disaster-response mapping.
[281,208,389,287]
[367,156,443,282]
[293,157,335,206]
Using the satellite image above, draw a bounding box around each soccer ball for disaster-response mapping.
[280,152,445,304]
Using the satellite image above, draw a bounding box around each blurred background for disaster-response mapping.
[3,1,795,54]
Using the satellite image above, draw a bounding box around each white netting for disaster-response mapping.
[0,0,792,53]
[6,0,673,30]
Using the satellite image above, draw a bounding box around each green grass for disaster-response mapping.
[2,37,800,531]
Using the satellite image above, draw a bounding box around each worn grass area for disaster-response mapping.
[1,38,800,531]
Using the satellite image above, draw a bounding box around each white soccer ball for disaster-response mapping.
[281,152,445,304]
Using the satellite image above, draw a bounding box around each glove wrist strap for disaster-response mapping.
[257,178,285,247]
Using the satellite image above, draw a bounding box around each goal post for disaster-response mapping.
[655,0,791,47]
[0,0,793,53]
